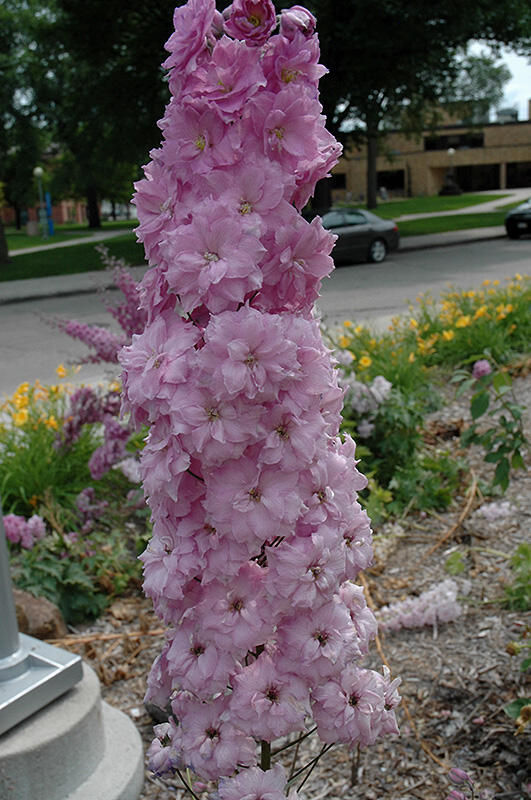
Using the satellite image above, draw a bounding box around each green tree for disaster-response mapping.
[28,0,179,227]
[446,52,512,124]
[312,0,531,207]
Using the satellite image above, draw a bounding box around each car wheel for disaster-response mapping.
[368,238,387,263]
[506,226,521,239]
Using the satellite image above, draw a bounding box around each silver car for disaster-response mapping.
[321,208,400,264]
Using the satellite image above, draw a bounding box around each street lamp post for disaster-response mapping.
[447,147,456,181]
[439,146,462,196]
[33,165,47,239]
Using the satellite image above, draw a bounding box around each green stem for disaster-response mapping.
[174,767,201,800]
[261,740,271,771]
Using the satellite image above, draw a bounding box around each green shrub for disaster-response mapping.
[0,378,99,515]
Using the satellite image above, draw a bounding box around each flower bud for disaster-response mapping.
[448,767,472,785]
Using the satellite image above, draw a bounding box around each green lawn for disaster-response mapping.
[1,233,146,282]
[6,220,137,252]
[371,193,510,219]
[398,211,505,236]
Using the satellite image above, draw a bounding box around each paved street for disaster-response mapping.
[0,237,529,395]
[318,235,530,328]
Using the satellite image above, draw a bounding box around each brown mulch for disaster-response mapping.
[48,378,531,800]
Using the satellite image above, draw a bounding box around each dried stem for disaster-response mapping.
[260,740,271,771]
[271,726,317,757]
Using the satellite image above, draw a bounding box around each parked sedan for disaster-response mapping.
[505,198,531,239]
[320,208,400,264]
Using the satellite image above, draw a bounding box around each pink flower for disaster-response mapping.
[197,307,299,402]
[161,203,264,314]
[166,622,236,699]
[163,0,216,74]
[183,36,266,120]
[217,764,299,800]
[120,311,200,423]
[472,359,492,379]
[161,102,240,174]
[223,0,277,46]
[279,5,316,39]
[266,528,344,609]
[312,666,397,746]
[276,599,359,681]
[204,456,302,546]
[263,31,326,92]
[251,88,321,169]
[174,694,256,780]
[230,653,309,739]
[26,514,46,542]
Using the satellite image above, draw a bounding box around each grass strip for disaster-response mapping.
[0,233,145,282]
[372,193,510,218]
[398,212,505,237]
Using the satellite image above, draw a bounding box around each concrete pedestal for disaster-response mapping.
[0,664,144,800]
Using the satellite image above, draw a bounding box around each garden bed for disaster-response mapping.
[48,371,531,800]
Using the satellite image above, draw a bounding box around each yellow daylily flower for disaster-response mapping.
[56,364,67,378]
[455,315,471,328]
[358,355,372,369]
[13,409,28,426]
[442,330,455,341]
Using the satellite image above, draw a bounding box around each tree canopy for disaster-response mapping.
[311,0,531,206]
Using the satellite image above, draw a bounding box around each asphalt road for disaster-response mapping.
[1,237,529,395]
[318,236,530,329]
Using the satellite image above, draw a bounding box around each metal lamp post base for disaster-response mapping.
[0,633,82,737]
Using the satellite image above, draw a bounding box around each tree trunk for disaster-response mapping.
[15,205,21,230]
[86,185,101,228]
[366,131,378,209]
[312,178,332,216]
[0,219,10,265]
[111,200,116,221]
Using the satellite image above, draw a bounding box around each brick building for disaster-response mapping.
[330,102,531,202]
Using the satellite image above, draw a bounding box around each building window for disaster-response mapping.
[377,169,404,191]
[507,162,531,188]
[424,133,484,151]
[330,173,346,189]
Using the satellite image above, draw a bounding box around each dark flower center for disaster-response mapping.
[313,629,329,646]
[265,685,279,703]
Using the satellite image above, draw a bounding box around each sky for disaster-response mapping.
[500,50,531,120]
[469,43,531,121]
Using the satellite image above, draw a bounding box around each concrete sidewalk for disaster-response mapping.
[8,228,133,257]
[0,225,506,306]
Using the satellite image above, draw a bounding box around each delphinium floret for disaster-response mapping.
[119,1,401,796]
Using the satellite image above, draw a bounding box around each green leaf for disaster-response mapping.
[445,551,466,575]
[494,458,510,492]
[503,698,531,719]
[471,392,489,419]
[456,378,475,397]
[493,372,511,391]
[511,451,525,470]
[484,450,504,463]
[521,657,531,672]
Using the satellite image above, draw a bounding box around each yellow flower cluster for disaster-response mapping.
[1,374,70,431]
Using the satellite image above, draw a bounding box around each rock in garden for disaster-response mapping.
[13,588,68,639]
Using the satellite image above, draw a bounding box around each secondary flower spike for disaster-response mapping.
[120,0,400,795]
